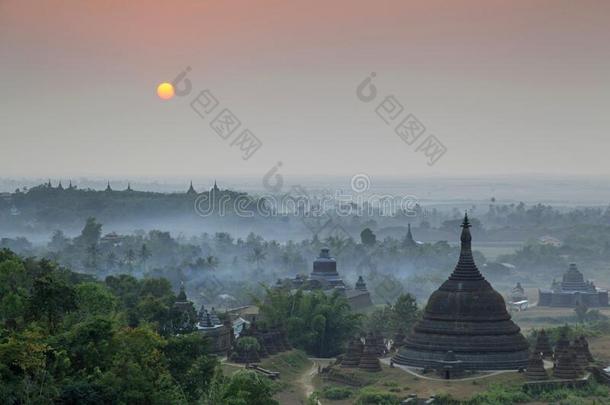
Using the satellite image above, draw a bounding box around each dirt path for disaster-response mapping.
[296,358,334,404]
[298,362,319,399]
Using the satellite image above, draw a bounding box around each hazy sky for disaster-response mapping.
[1,0,609,180]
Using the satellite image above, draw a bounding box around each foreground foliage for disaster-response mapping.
[0,249,276,404]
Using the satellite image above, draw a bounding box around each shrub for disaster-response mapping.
[321,386,352,400]
[355,388,401,405]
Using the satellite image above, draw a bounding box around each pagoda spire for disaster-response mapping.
[126,182,133,192]
[187,181,197,195]
[105,181,112,192]
[449,212,483,281]
[57,181,64,191]
[404,223,417,247]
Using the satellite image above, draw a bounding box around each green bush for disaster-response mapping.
[355,388,401,405]
[321,385,352,400]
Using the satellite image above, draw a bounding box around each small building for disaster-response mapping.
[538,264,608,308]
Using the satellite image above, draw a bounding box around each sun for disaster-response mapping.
[157,82,175,100]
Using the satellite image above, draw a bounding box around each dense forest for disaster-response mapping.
[0,249,283,404]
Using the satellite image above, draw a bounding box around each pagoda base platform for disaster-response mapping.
[393,347,529,371]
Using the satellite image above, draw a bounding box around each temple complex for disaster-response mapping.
[538,264,608,308]
[277,248,373,311]
[393,214,529,371]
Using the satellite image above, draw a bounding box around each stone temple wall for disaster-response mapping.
[538,290,609,308]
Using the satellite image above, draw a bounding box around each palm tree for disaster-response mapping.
[247,247,267,271]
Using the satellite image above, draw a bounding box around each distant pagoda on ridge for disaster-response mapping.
[403,223,418,248]
[392,214,529,370]
[187,181,197,195]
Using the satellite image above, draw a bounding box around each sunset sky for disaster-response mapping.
[1,0,609,180]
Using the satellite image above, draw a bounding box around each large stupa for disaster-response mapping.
[393,214,529,370]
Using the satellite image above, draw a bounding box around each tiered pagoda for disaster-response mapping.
[554,327,570,359]
[392,328,406,351]
[553,349,581,379]
[341,338,364,368]
[510,282,527,302]
[534,329,553,358]
[578,335,594,362]
[573,341,588,370]
[358,335,382,372]
[309,248,345,288]
[393,214,529,370]
[525,352,548,381]
[538,264,608,307]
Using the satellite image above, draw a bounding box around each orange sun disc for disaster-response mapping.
[157,82,175,100]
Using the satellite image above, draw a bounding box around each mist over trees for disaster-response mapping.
[3,183,610,307]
